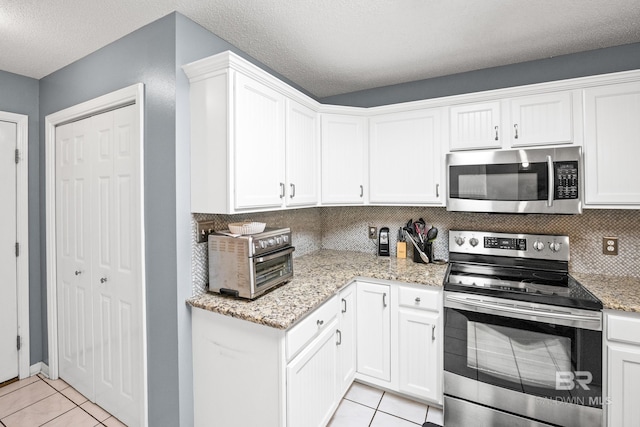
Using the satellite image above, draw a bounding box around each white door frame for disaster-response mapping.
[0,110,29,380]
[45,84,147,424]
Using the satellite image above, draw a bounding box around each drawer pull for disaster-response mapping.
[415,297,421,303]
[317,319,324,327]
[336,329,342,346]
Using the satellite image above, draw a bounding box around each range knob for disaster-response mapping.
[533,240,545,252]
[549,242,561,252]
[454,236,466,246]
[469,237,479,247]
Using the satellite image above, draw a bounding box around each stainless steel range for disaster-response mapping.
[443,230,603,427]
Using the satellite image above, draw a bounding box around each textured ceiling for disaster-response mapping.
[1,0,640,97]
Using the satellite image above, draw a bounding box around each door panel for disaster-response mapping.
[56,118,94,398]
[0,120,18,383]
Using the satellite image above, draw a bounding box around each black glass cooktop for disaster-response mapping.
[444,262,602,311]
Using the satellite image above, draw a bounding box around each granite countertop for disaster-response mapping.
[571,272,640,313]
[187,249,449,329]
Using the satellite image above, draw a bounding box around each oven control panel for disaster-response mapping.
[449,230,570,261]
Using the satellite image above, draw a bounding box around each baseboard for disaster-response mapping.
[29,362,49,378]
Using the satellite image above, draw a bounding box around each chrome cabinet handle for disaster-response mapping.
[436,183,440,198]
[341,298,347,313]
[359,185,364,198]
[546,155,554,207]
[494,126,499,141]
[383,293,387,308]
[317,319,324,327]
[74,270,82,276]
[100,277,107,284]
[415,297,421,303]
[336,329,342,346]
[290,183,296,198]
[432,325,436,341]
[514,124,519,139]
[279,182,285,199]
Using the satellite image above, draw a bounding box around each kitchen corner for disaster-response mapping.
[187,249,447,329]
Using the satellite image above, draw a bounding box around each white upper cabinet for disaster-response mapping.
[583,81,640,207]
[369,108,443,205]
[234,73,287,210]
[321,113,368,204]
[507,92,575,147]
[285,99,319,207]
[449,91,578,151]
[449,101,502,151]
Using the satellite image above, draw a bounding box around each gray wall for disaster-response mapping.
[320,42,640,107]
[0,70,42,365]
[39,14,180,427]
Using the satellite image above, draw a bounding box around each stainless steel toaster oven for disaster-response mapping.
[208,227,294,299]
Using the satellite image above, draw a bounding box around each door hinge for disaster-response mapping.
[15,242,19,257]
[15,148,19,164]
[17,335,21,351]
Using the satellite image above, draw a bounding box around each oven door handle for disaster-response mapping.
[446,294,601,326]
[254,247,295,263]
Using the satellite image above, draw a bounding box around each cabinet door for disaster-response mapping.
[449,101,501,151]
[356,282,391,381]
[286,100,319,207]
[398,309,440,402]
[337,284,357,396]
[508,92,574,147]
[584,82,640,206]
[287,318,339,427]
[234,73,286,210]
[369,109,443,204]
[321,114,367,204]
[608,343,640,427]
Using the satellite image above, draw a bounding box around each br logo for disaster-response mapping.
[556,371,593,390]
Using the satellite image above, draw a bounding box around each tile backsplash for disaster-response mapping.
[192,206,640,295]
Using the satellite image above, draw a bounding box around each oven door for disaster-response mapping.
[444,291,603,427]
[249,246,295,298]
[446,147,581,214]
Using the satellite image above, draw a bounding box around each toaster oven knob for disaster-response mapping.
[283,235,289,243]
[259,240,267,249]
[469,237,479,247]
[267,238,275,247]
[549,242,561,252]
[275,236,282,245]
[533,240,545,251]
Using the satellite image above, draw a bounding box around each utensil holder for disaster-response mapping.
[412,241,433,264]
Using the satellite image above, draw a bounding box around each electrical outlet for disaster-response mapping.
[197,220,216,243]
[603,237,619,255]
[368,226,377,239]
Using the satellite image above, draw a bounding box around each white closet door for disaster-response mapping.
[56,117,94,398]
[92,104,142,425]
[56,104,142,427]
[0,120,18,383]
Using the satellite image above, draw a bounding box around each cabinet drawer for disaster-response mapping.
[608,312,640,345]
[398,286,441,312]
[286,295,338,360]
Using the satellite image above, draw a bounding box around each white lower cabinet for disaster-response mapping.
[337,283,357,396]
[192,280,443,427]
[356,281,391,381]
[287,317,339,427]
[606,311,640,427]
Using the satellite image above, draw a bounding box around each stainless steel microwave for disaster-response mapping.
[446,146,582,214]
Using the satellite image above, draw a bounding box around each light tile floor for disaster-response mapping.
[328,382,444,427]
[0,375,126,427]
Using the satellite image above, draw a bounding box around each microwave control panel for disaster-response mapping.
[554,161,579,200]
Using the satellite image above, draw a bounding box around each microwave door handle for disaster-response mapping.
[254,247,295,263]
[547,155,554,207]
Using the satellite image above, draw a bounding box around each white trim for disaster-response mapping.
[0,111,30,381]
[30,362,48,377]
[45,83,148,427]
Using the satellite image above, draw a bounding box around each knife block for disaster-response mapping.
[396,241,406,258]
